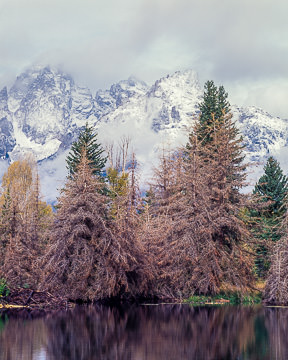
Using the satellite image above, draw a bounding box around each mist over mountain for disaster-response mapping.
[0,65,287,202]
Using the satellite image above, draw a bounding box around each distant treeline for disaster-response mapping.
[0,81,287,305]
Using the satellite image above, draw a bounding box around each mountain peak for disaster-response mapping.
[126,75,148,87]
[168,69,199,82]
[0,65,287,202]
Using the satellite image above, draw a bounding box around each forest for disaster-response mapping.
[0,80,287,307]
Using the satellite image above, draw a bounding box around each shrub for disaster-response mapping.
[0,278,9,297]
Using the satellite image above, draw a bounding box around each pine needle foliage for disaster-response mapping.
[254,156,288,222]
[251,157,288,278]
[196,80,230,145]
[66,122,107,178]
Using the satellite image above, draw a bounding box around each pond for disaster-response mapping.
[0,304,287,359]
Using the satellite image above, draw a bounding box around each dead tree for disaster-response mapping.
[147,115,255,298]
[264,215,288,305]
[41,152,150,301]
[0,156,52,289]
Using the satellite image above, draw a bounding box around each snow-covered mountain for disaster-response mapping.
[4,65,97,161]
[0,65,287,201]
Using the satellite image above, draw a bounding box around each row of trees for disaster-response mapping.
[0,156,53,289]
[0,81,287,304]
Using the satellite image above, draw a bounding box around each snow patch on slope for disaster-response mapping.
[1,65,288,202]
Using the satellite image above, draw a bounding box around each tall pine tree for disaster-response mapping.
[254,157,288,222]
[196,80,230,145]
[66,122,107,177]
[191,81,245,198]
[251,156,288,277]
[147,89,254,297]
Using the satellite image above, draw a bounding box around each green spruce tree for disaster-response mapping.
[195,80,230,145]
[190,81,245,198]
[215,85,230,119]
[252,156,288,277]
[66,122,107,177]
[254,157,288,221]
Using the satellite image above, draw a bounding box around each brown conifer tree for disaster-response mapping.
[107,141,153,298]
[143,147,186,298]
[41,150,149,301]
[115,154,153,298]
[264,214,288,305]
[148,113,255,298]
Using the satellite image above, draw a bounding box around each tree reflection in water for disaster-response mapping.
[0,305,288,360]
[0,310,48,360]
[43,305,274,360]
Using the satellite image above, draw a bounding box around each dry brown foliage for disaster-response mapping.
[4,288,68,310]
[264,215,288,305]
[106,140,154,298]
[146,115,255,298]
[112,158,154,298]
[41,153,150,301]
[2,234,38,288]
[0,156,53,288]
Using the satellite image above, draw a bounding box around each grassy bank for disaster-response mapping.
[184,289,263,306]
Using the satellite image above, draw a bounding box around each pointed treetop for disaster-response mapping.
[254,156,288,216]
[66,122,107,178]
[196,80,231,145]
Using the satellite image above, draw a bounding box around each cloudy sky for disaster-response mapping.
[0,0,287,118]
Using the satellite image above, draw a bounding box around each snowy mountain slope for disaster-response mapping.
[98,70,288,172]
[5,66,97,161]
[235,106,288,161]
[0,87,15,158]
[0,65,287,201]
[95,76,149,119]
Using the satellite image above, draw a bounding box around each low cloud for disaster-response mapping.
[0,0,287,117]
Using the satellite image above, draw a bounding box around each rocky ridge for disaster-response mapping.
[0,65,287,201]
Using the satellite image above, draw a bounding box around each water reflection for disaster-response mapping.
[0,311,48,360]
[0,305,288,360]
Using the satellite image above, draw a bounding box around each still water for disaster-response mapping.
[0,304,287,360]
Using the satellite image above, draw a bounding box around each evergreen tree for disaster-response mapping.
[195,80,230,145]
[216,85,230,119]
[199,80,218,125]
[251,156,288,277]
[66,122,107,177]
[192,86,245,201]
[254,157,288,221]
